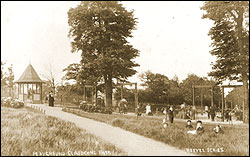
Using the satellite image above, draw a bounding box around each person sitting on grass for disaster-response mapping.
[186,120,193,129]
[187,120,204,135]
[213,125,224,134]
[162,118,168,128]
[196,120,204,134]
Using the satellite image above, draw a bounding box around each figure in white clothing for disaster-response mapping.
[146,104,151,115]
[162,118,168,128]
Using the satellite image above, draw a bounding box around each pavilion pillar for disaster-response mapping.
[192,86,195,106]
[201,88,203,110]
[40,83,43,104]
[32,83,34,103]
[23,83,24,101]
[17,84,19,99]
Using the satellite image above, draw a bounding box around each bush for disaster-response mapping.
[111,119,125,127]
[79,104,112,114]
[1,97,24,108]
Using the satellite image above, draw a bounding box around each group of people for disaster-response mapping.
[45,91,54,107]
[180,102,196,120]
[185,120,224,135]
[162,105,175,128]
[205,105,216,121]
[163,118,224,134]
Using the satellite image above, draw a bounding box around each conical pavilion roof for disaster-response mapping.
[15,64,44,83]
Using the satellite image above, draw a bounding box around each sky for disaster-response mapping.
[2,1,223,89]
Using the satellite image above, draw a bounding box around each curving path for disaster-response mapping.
[26,103,195,156]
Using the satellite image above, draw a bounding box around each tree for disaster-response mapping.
[40,63,59,94]
[67,1,139,106]
[168,75,183,105]
[226,86,244,110]
[6,64,14,89]
[201,1,249,123]
[139,71,170,104]
[1,61,7,86]
[56,83,84,104]
[1,63,15,97]
[180,74,205,105]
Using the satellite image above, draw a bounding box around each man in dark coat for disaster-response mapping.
[169,106,174,123]
[210,106,216,121]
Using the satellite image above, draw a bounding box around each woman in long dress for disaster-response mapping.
[48,92,54,107]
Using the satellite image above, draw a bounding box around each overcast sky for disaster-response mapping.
[2,1,218,87]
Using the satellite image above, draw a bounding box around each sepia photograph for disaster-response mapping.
[1,1,249,156]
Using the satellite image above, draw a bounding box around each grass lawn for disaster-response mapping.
[1,106,127,156]
[63,108,249,156]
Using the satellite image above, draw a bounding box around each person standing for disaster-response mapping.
[146,104,151,115]
[180,102,186,119]
[49,91,54,107]
[169,106,174,123]
[191,105,196,120]
[51,93,54,107]
[45,93,48,105]
[136,104,142,119]
[210,106,215,121]
[186,107,191,119]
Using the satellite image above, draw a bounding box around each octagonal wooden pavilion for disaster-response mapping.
[15,64,44,104]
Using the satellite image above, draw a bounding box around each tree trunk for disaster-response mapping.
[236,8,249,123]
[242,75,249,123]
[105,74,112,107]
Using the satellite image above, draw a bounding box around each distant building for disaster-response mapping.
[15,64,44,104]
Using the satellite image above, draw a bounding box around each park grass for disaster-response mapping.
[63,108,249,156]
[1,107,127,156]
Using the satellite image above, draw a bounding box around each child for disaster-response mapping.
[186,120,193,128]
[162,118,168,128]
[187,120,204,135]
[136,105,142,119]
[196,120,204,134]
[213,125,224,134]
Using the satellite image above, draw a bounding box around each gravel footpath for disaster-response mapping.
[26,103,195,156]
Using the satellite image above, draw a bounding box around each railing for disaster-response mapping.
[27,104,46,114]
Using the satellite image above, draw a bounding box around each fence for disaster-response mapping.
[27,104,46,114]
